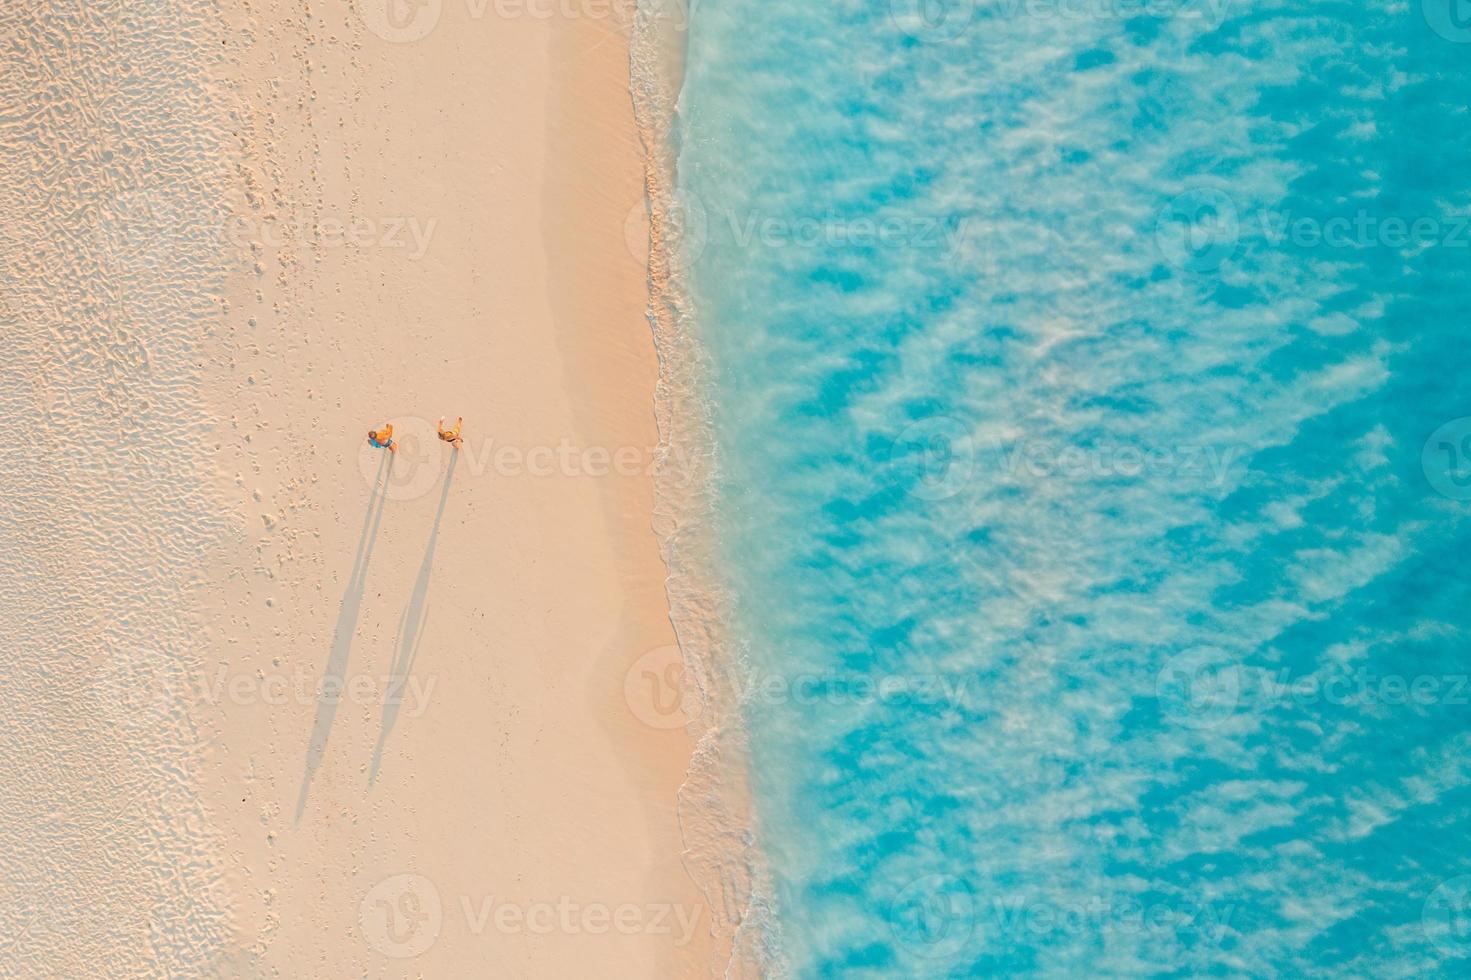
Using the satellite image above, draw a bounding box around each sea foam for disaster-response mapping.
[662,0,1471,975]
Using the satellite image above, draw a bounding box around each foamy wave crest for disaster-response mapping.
[629,1,783,975]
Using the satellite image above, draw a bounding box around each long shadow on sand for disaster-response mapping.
[295,454,390,822]
[368,451,456,786]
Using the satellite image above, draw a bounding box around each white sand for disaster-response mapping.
[0,2,233,973]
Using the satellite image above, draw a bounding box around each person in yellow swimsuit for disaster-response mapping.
[367,423,396,453]
[437,416,463,450]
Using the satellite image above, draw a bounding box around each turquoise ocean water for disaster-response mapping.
[668,0,1471,974]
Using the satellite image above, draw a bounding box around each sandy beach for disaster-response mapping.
[19,0,1469,976]
[2,0,723,974]
[200,0,720,974]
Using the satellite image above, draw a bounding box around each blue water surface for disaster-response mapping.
[673,0,1471,975]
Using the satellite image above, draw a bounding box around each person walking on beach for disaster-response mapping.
[367,423,396,453]
[437,416,463,450]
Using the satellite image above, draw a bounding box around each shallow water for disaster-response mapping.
[672,0,1471,974]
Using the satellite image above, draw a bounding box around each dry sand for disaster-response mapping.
[201,0,722,975]
[2,0,726,975]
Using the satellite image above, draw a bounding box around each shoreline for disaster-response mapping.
[629,2,774,974]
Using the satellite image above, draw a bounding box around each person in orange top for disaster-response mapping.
[367,423,396,453]
[437,416,463,450]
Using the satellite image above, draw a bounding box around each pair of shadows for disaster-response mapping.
[294,451,458,822]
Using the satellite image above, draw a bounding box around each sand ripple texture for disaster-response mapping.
[0,1,233,974]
